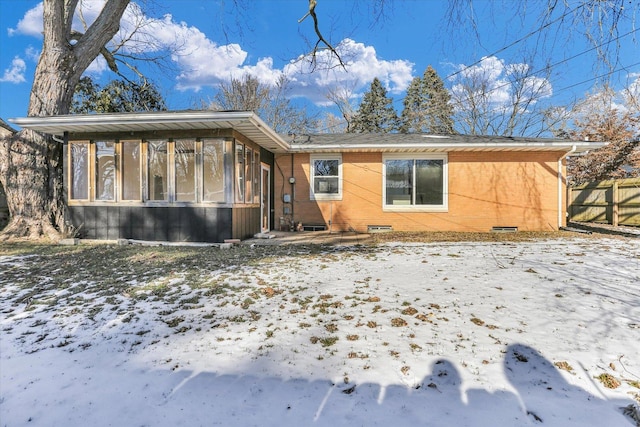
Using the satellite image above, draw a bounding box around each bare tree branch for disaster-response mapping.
[298,0,346,71]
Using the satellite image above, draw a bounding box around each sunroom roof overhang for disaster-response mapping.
[10,110,291,153]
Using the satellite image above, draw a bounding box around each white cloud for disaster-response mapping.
[8,2,43,37]
[0,57,27,83]
[24,46,39,62]
[8,3,416,106]
[283,38,415,105]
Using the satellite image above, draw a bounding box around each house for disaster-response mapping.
[11,110,603,242]
[275,133,603,233]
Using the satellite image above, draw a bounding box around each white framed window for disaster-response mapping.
[383,154,448,211]
[310,154,342,201]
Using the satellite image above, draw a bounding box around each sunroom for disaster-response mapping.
[12,111,290,243]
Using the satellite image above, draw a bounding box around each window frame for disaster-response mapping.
[310,154,343,201]
[66,137,233,206]
[382,153,448,212]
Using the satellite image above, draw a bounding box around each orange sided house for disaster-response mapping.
[11,110,602,242]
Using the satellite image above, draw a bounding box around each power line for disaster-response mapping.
[315,4,637,134]
[445,27,640,109]
[444,3,586,82]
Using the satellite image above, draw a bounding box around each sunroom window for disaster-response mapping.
[95,140,115,201]
[235,143,245,203]
[202,139,225,202]
[70,141,89,200]
[148,140,168,201]
[67,138,233,205]
[234,142,260,204]
[175,139,196,202]
[310,154,342,200]
[383,154,447,210]
[121,140,141,201]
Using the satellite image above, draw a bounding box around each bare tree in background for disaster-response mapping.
[563,85,639,185]
[449,57,554,136]
[325,83,359,133]
[210,74,315,135]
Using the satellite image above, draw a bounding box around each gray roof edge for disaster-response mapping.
[287,140,605,153]
[10,110,290,151]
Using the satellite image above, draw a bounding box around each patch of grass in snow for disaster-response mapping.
[554,361,575,373]
[597,373,622,389]
[391,317,408,327]
[310,336,339,347]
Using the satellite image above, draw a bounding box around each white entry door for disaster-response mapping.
[261,164,270,233]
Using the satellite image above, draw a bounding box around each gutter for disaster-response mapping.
[288,141,603,153]
[558,145,577,229]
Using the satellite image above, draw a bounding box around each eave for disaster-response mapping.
[10,110,291,153]
[288,141,604,153]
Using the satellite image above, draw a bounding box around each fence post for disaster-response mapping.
[612,180,619,227]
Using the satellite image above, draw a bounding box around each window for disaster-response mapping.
[383,154,447,211]
[310,154,342,200]
[148,140,168,201]
[67,138,231,205]
[235,143,245,203]
[253,150,261,204]
[175,139,196,202]
[121,140,141,201]
[70,142,89,200]
[245,146,253,203]
[95,140,115,201]
[202,139,225,202]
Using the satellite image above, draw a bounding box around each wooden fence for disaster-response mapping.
[568,177,640,226]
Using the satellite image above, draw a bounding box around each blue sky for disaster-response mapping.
[1,0,638,130]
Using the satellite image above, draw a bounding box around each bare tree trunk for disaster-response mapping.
[0,0,129,240]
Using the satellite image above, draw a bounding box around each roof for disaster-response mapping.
[284,133,603,153]
[10,110,603,154]
[10,110,291,153]
[0,118,16,134]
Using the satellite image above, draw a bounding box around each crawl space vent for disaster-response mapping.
[491,226,518,233]
[367,225,393,233]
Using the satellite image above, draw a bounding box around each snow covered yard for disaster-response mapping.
[1,236,639,426]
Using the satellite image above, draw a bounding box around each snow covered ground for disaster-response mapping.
[1,237,639,426]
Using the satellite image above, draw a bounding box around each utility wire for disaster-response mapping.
[445,27,640,109]
[444,3,586,81]
[315,4,636,134]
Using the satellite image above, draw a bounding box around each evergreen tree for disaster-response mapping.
[400,66,455,134]
[350,78,398,133]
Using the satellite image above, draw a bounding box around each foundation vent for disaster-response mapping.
[491,226,518,233]
[302,224,327,231]
[367,225,393,233]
